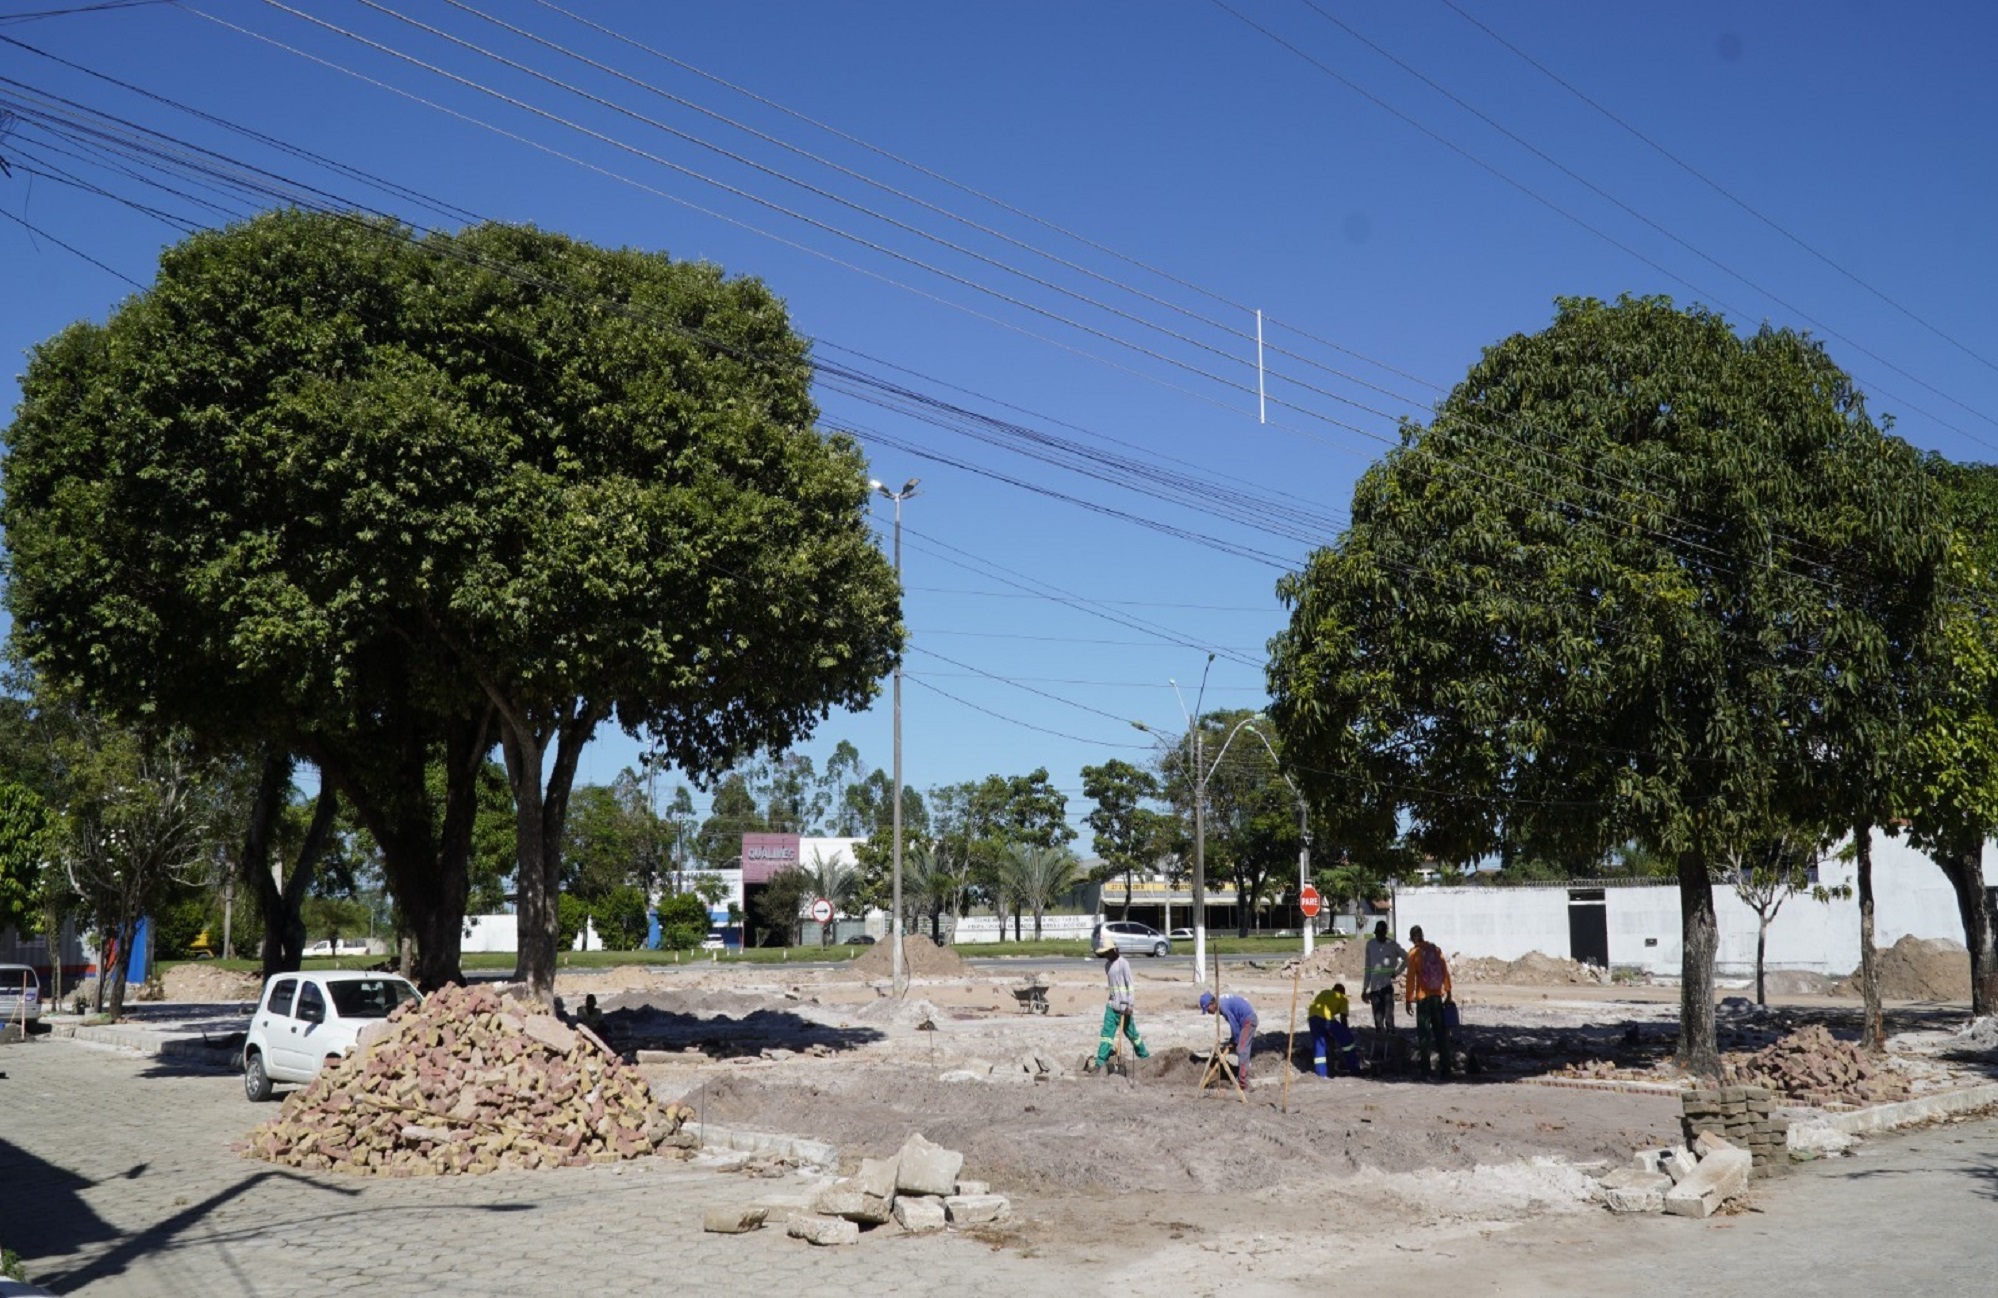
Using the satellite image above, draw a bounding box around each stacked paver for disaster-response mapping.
[1681,1086,1788,1180]
[241,983,694,1176]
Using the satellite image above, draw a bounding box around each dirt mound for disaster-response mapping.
[600,988,775,1018]
[851,937,968,979]
[241,983,689,1175]
[1453,951,1607,986]
[1758,969,1838,997]
[1277,939,1365,981]
[1723,1023,1909,1107]
[849,996,944,1030]
[1832,935,1971,1001]
[566,965,666,994]
[163,964,264,1002]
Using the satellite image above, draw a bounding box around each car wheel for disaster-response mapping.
[1151,942,1168,958]
[244,1050,274,1103]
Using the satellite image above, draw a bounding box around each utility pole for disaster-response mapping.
[872,477,920,998]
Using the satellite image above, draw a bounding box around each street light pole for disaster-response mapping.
[872,477,919,999]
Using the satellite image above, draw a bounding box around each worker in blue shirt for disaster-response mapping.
[1198,990,1260,1083]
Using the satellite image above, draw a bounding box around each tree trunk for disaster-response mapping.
[1033,908,1044,942]
[1856,822,1884,1051]
[1675,849,1720,1078]
[1755,914,1769,1007]
[501,702,601,1003]
[105,911,136,1021]
[243,749,291,980]
[311,707,486,993]
[1121,871,1133,920]
[1933,837,1998,1016]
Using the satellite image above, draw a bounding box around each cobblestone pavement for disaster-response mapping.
[0,1039,1056,1297]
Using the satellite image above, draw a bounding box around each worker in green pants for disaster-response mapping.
[1092,937,1149,1069]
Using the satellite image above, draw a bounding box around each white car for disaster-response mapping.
[243,970,420,1101]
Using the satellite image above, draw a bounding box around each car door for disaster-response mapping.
[293,981,333,1075]
[258,977,305,1079]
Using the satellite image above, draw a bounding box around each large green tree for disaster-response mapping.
[1081,759,1176,919]
[1269,297,1942,1076]
[1156,711,1303,937]
[3,210,902,997]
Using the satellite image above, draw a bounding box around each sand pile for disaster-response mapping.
[570,964,667,993]
[1277,939,1365,980]
[1453,951,1608,986]
[1758,970,1837,997]
[241,983,690,1176]
[1950,1015,1998,1053]
[1833,935,1971,1001]
[852,937,968,979]
[1722,1024,1909,1107]
[163,964,264,1002]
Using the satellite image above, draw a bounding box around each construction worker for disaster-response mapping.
[1306,981,1361,1077]
[578,993,606,1033]
[1403,925,1454,1080]
[1362,920,1405,1061]
[1197,990,1259,1083]
[1092,937,1149,1069]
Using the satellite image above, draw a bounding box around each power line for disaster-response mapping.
[906,587,1273,612]
[1437,0,1998,381]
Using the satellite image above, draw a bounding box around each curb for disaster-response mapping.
[54,1023,240,1068]
[684,1121,838,1170]
[1818,1082,1998,1135]
[1513,1076,1687,1097]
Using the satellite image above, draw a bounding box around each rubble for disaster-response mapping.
[892,1195,947,1233]
[1598,1168,1672,1214]
[786,1214,860,1246]
[895,1132,965,1196]
[240,983,690,1176]
[1722,1025,1910,1108]
[702,1206,768,1234]
[944,1193,1010,1225]
[1662,1138,1752,1219]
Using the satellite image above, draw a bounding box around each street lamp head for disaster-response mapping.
[868,478,884,493]
[902,477,921,496]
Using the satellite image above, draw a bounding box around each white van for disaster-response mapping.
[0,963,42,1026]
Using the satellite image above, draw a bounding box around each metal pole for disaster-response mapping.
[1256,309,1266,425]
[1300,802,1313,959]
[890,491,906,998]
[1192,723,1206,979]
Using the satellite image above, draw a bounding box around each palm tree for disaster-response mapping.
[1000,843,1082,942]
[806,848,861,947]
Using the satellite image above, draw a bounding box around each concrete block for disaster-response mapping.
[815,1186,892,1225]
[1693,1130,1737,1160]
[1662,1146,1699,1184]
[1663,1147,1752,1219]
[892,1195,947,1233]
[852,1156,899,1201]
[895,1133,964,1197]
[944,1194,1011,1225]
[702,1206,767,1234]
[1599,1169,1670,1215]
[955,1179,990,1196]
[1787,1124,1856,1158]
[787,1214,861,1246]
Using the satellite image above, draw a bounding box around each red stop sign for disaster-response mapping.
[1298,885,1322,917]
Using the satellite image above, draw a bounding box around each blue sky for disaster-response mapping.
[4,1,1996,839]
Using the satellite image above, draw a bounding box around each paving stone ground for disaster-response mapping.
[0,1039,1052,1297]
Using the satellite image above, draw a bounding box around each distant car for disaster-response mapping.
[0,963,41,1026]
[303,938,371,957]
[849,934,877,946]
[1168,928,1194,943]
[243,970,420,1101]
[1093,920,1171,959]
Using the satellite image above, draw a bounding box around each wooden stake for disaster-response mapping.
[1282,958,1302,1114]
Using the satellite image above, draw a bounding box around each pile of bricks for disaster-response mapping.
[1722,1023,1909,1107]
[240,984,695,1176]
[1681,1086,1787,1180]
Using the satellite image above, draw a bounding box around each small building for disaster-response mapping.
[1393,830,1995,979]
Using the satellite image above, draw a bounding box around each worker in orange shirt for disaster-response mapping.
[1403,925,1454,1080]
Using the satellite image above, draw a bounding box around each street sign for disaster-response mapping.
[809,897,834,924]
[1298,885,1322,918]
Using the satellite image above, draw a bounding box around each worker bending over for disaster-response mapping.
[1092,937,1149,1069]
[1404,926,1454,1080]
[1198,991,1260,1083]
[1306,982,1361,1077]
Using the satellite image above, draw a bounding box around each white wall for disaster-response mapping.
[949,914,1101,944]
[1399,831,1996,979]
[462,913,517,954]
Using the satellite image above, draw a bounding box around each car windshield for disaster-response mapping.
[326,978,419,1019]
